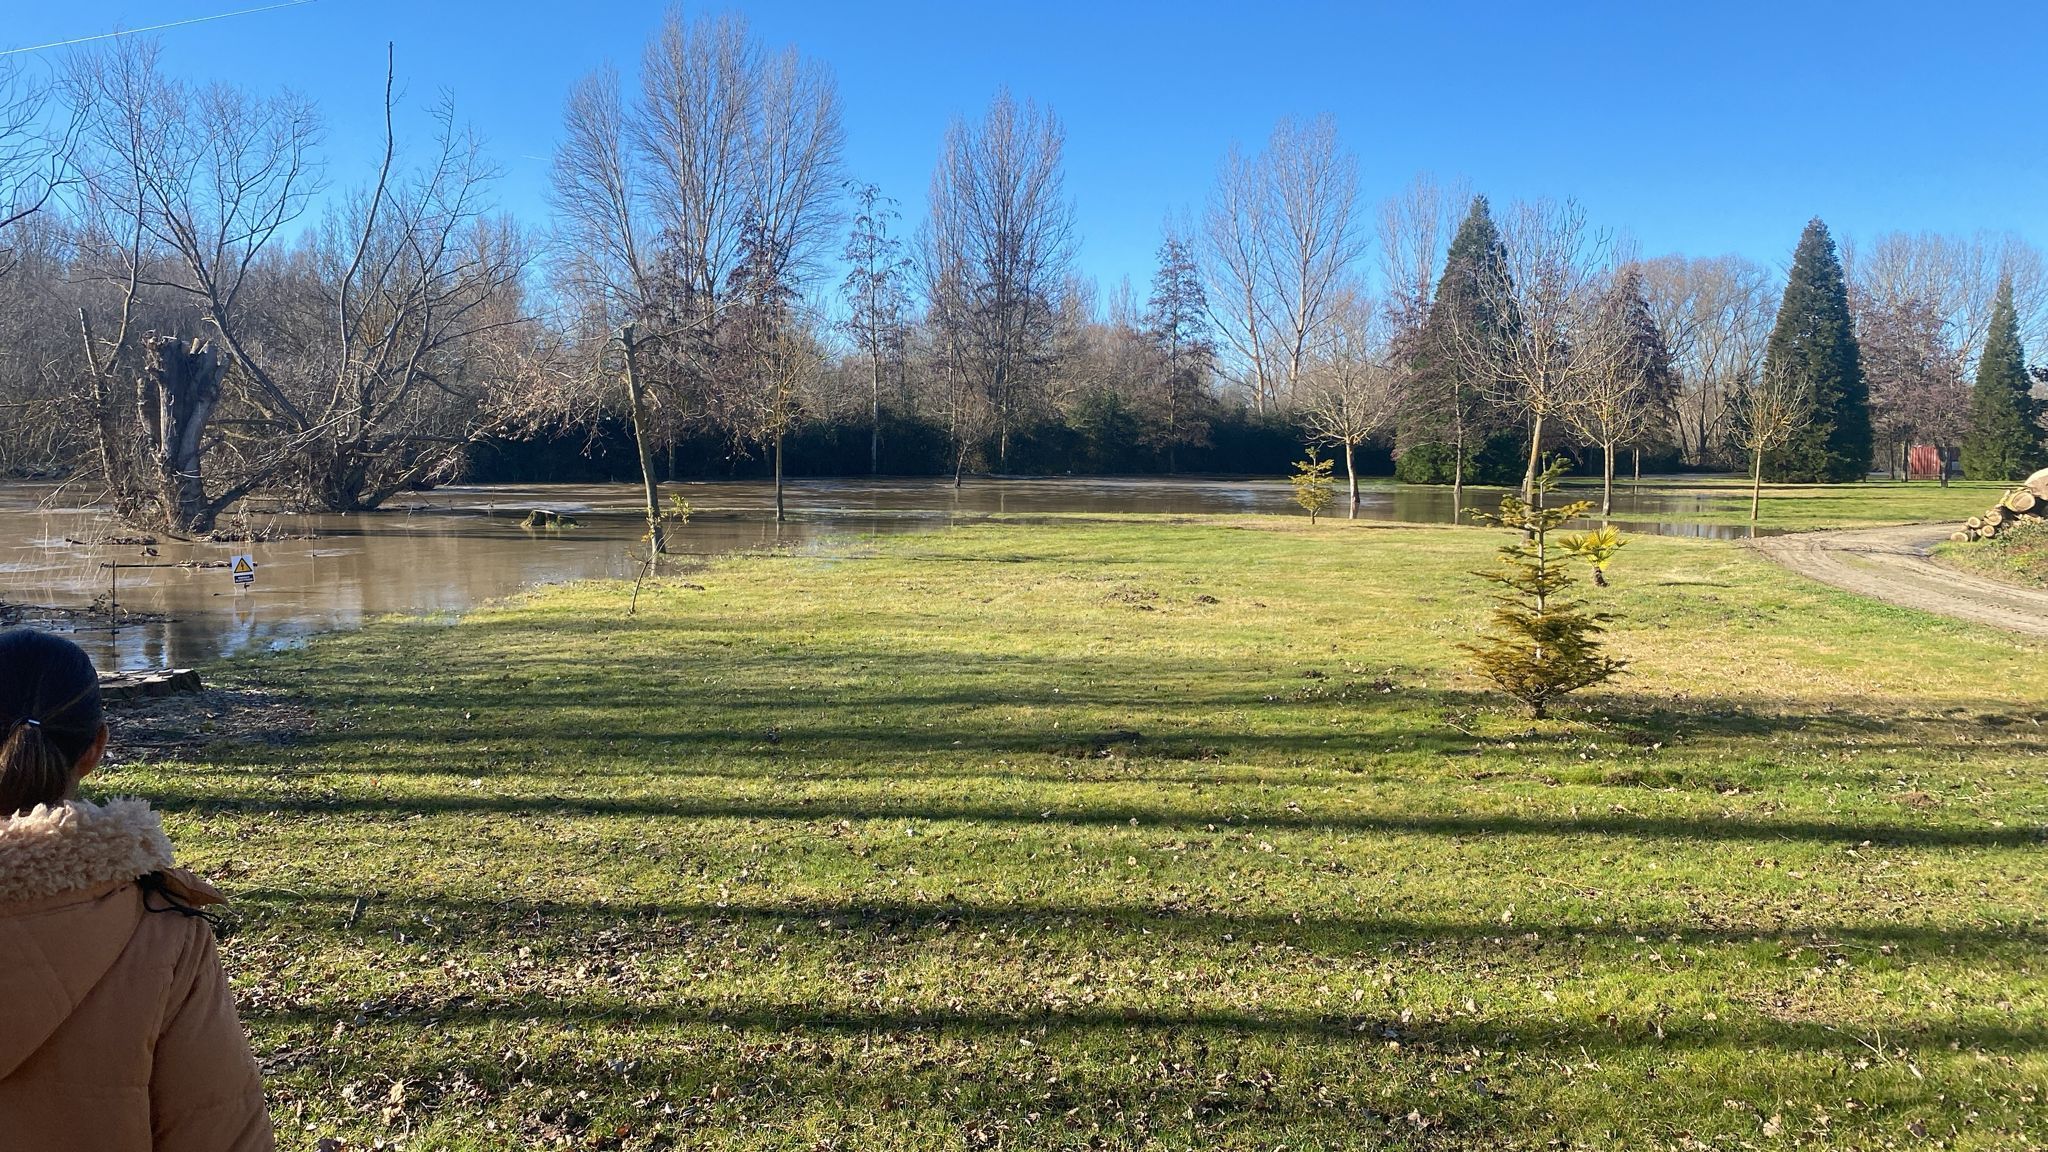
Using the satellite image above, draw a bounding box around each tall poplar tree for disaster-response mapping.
[1960,279,2044,480]
[1759,219,1872,482]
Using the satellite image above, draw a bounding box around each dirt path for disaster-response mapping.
[1751,524,2048,638]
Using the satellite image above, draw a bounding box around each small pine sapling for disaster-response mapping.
[1465,459,1626,717]
[1291,450,1336,524]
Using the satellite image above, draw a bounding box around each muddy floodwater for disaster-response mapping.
[0,476,1760,671]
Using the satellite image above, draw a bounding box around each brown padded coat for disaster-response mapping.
[0,799,273,1152]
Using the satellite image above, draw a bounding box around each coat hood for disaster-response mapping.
[0,799,201,1079]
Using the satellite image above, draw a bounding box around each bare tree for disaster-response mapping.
[718,222,821,520]
[1729,366,1815,521]
[0,215,81,473]
[1299,297,1401,516]
[1846,231,2046,482]
[1635,254,1777,468]
[1565,268,1673,515]
[1446,198,1621,500]
[1201,116,1364,412]
[297,82,536,511]
[916,229,993,487]
[924,89,1074,470]
[1201,142,1275,410]
[1847,231,2048,379]
[551,10,844,526]
[840,181,912,474]
[1375,173,1468,348]
[1856,290,1962,481]
[0,59,79,277]
[66,38,322,532]
[62,40,536,532]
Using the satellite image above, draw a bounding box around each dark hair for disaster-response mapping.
[0,629,104,817]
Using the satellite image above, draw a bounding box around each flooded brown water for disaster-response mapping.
[0,476,1757,671]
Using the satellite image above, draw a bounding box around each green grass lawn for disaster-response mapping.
[1536,476,2003,532]
[100,516,2047,1151]
[1935,519,2048,588]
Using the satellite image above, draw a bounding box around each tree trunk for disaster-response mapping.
[1344,440,1358,519]
[1166,386,1178,475]
[81,311,140,522]
[619,324,665,554]
[1750,447,1764,522]
[774,430,786,523]
[870,356,881,476]
[1452,441,1465,522]
[1522,414,1545,502]
[1601,441,1615,518]
[138,335,225,536]
[1632,447,1640,482]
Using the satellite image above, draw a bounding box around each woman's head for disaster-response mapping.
[0,629,107,816]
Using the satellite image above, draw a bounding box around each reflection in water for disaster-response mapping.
[0,476,1759,670]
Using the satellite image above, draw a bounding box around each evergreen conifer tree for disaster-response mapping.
[1960,279,2044,480]
[1759,219,1873,482]
[1397,196,1516,504]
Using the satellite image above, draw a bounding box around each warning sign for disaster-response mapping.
[230,554,256,586]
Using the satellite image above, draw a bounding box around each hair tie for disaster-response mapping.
[20,718,40,728]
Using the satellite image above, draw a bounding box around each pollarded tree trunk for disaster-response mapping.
[137,336,226,536]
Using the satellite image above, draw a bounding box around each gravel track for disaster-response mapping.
[1750,523,2048,638]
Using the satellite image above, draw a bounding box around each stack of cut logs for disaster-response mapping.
[1953,468,2048,542]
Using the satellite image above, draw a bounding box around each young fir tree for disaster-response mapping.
[1961,279,2044,481]
[1290,450,1336,523]
[1758,219,1873,483]
[1397,196,1515,506]
[1465,460,1625,719]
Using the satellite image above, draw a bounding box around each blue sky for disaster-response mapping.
[9,0,2046,296]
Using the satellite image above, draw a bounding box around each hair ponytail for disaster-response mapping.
[0,722,75,816]
[0,629,105,818]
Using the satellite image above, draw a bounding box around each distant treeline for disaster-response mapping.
[2,13,2040,536]
[467,411,1691,486]
[468,409,1399,484]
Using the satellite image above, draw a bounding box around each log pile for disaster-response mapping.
[1952,468,2048,542]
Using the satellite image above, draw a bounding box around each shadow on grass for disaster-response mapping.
[261,889,2048,961]
[142,781,2042,849]
[193,640,2039,771]
[243,992,2044,1058]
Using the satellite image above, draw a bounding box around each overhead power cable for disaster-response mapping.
[0,0,319,58]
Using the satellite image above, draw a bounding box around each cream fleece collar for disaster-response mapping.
[0,799,176,908]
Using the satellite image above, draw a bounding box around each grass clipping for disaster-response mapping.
[1465,461,1626,718]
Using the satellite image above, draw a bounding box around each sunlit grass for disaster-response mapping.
[1544,476,2003,531]
[1936,518,2048,588]
[103,515,2048,1151]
